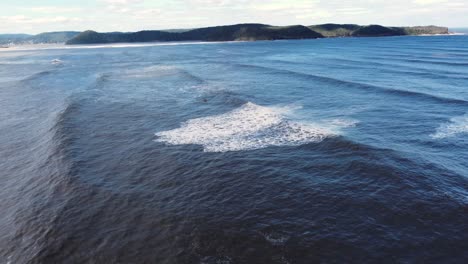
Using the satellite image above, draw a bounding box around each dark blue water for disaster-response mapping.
[0,36,467,263]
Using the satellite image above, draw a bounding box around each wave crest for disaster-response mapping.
[123,65,178,78]
[431,114,468,139]
[155,102,354,152]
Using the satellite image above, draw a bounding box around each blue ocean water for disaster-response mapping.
[0,36,467,263]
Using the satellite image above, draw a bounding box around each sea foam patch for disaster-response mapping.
[51,59,63,65]
[431,114,468,139]
[155,102,354,152]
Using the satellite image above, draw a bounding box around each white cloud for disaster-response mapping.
[102,0,144,14]
[133,9,162,16]
[249,1,318,11]
[107,6,131,13]
[26,6,83,13]
[1,15,82,24]
[102,0,142,4]
[413,0,444,4]
[1,0,467,34]
[336,7,371,15]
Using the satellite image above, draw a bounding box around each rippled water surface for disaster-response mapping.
[1,36,467,263]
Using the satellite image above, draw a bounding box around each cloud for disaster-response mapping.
[102,0,144,14]
[249,1,318,11]
[413,0,447,5]
[107,6,131,13]
[336,7,371,15]
[133,9,162,16]
[1,15,82,24]
[188,0,250,6]
[26,6,83,13]
[102,0,142,4]
[412,0,467,10]
[1,0,467,34]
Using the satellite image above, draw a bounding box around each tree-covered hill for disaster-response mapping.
[66,24,324,44]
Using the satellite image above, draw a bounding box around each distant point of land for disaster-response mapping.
[65,24,450,45]
[0,24,450,45]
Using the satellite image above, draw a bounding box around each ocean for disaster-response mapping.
[0,35,467,263]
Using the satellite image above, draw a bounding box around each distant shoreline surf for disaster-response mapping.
[3,33,468,53]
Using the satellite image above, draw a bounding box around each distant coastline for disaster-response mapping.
[66,24,449,45]
[0,23,451,46]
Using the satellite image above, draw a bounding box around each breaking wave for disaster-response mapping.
[431,114,468,139]
[155,102,355,152]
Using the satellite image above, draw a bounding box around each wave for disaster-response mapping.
[155,102,355,152]
[2,41,235,52]
[322,57,468,76]
[121,65,204,83]
[0,96,79,263]
[398,59,468,67]
[51,59,63,65]
[94,73,111,88]
[365,52,468,60]
[123,65,179,78]
[431,114,468,139]
[232,63,468,106]
[369,45,468,54]
[364,56,468,67]
[198,90,251,108]
[20,70,54,83]
[266,58,468,82]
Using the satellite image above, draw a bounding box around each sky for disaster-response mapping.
[0,0,467,34]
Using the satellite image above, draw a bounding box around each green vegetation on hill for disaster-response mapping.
[309,24,361,37]
[353,25,401,37]
[2,23,449,46]
[31,32,81,43]
[309,24,448,37]
[0,31,80,45]
[399,26,449,35]
[181,24,323,41]
[65,30,177,44]
[0,34,31,45]
[66,24,323,44]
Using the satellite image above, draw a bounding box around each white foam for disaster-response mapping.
[326,118,359,128]
[262,232,289,246]
[431,114,468,139]
[0,41,243,52]
[51,59,63,65]
[155,102,354,152]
